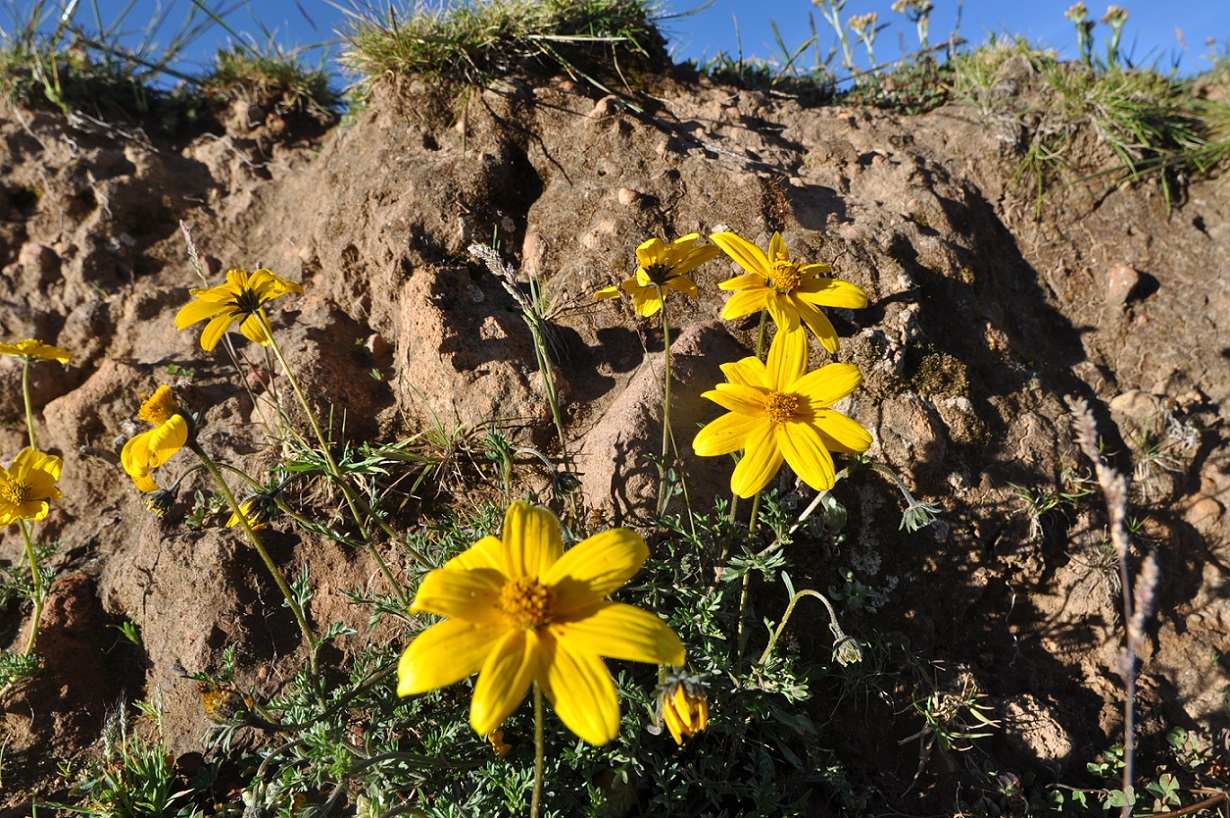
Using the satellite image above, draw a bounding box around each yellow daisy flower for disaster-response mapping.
[226,498,270,531]
[595,233,719,317]
[710,231,868,352]
[121,386,190,492]
[398,501,686,746]
[658,672,709,745]
[692,330,872,498]
[0,448,63,526]
[175,268,303,352]
[0,338,71,363]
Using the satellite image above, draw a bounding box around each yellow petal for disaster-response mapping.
[175,298,225,330]
[411,567,506,624]
[692,412,763,457]
[765,292,800,334]
[768,232,788,262]
[544,528,647,615]
[794,277,869,309]
[717,272,764,292]
[719,287,767,320]
[470,630,537,736]
[593,285,621,300]
[121,431,159,491]
[147,416,188,467]
[551,602,684,665]
[795,299,840,353]
[631,290,664,317]
[776,421,837,491]
[765,327,807,390]
[668,243,719,276]
[719,357,769,390]
[795,363,863,408]
[635,237,667,268]
[238,312,272,345]
[703,383,768,416]
[501,501,563,579]
[397,618,505,696]
[815,411,874,454]
[200,312,235,352]
[730,422,784,498]
[710,231,769,277]
[539,631,620,745]
[665,275,699,299]
[445,535,506,572]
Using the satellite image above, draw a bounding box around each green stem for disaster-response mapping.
[259,315,412,606]
[734,491,763,674]
[757,588,859,666]
[532,683,544,818]
[20,520,43,656]
[21,361,36,450]
[190,441,319,671]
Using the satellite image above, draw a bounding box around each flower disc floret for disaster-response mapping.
[711,231,868,352]
[0,448,62,526]
[693,330,873,498]
[176,268,303,352]
[398,501,686,746]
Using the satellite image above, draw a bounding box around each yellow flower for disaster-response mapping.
[0,448,63,526]
[487,729,513,758]
[0,338,70,363]
[226,499,270,531]
[658,672,708,745]
[594,233,719,317]
[692,330,872,498]
[121,386,190,492]
[710,231,868,352]
[397,501,686,746]
[175,268,303,352]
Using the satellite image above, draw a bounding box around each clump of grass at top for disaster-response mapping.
[950,34,1230,210]
[338,0,668,101]
[200,43,339,119]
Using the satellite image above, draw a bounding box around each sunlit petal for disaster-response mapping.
[539,631,621,746]
[693,412,764,457]
[730,422,784,498]
[546,529,647,614]
[765,327,807,389]
[796,300,840,353]
[397,618,505,695]
[445,535,506,573]
[777,421,837,491]
[765,293,799,334]
[794,277,869,309]
[719,357,768,390]
[470,630,537,736]
[795,363,864,407]
[719,287,767,319]
[704,383,768,416]
[502,501,563,579]
[411,568,506,624]
[815,410,874,454]
[711,231,769,276]
[200,313,234,352]
[551,602,685,665]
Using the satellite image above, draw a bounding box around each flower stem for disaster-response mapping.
[19,520,43,656]
[734,492,763,674]
[258,315,412,606]
[190,441,319,672]
[21,360,36,450]
[532,683,545,818]
[757,589,860,667]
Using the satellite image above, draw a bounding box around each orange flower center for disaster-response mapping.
[500,576,555,630]
[0,474,29,506]
[766,252,803,293]
[139,385,180,426]
[764,391,801,423]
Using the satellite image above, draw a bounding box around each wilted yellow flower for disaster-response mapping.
[0,338,71,363]
[710,231,867,352]
[144,488,178,517]
[595,233,719,317]
[658,673,708,744]
[398,501,685,746]
[693,329,872,498]
[226,498,270,531]
[176,268,303,352]
[0,448,63,526]
[121,386,190,492]
[487,729,512,758]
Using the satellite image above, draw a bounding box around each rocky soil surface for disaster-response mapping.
[1,65,1228,812]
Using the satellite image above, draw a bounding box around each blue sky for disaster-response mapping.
[7,0,1228,82]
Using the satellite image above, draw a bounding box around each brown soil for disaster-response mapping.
[1,65,1227,814]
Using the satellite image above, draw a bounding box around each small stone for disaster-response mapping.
[1105,263,1141,305]
[616,187,640,207]
[588,96,619,119]
[1186,495,1224,529]
[19,242,58,272]
[521,233,547,275]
